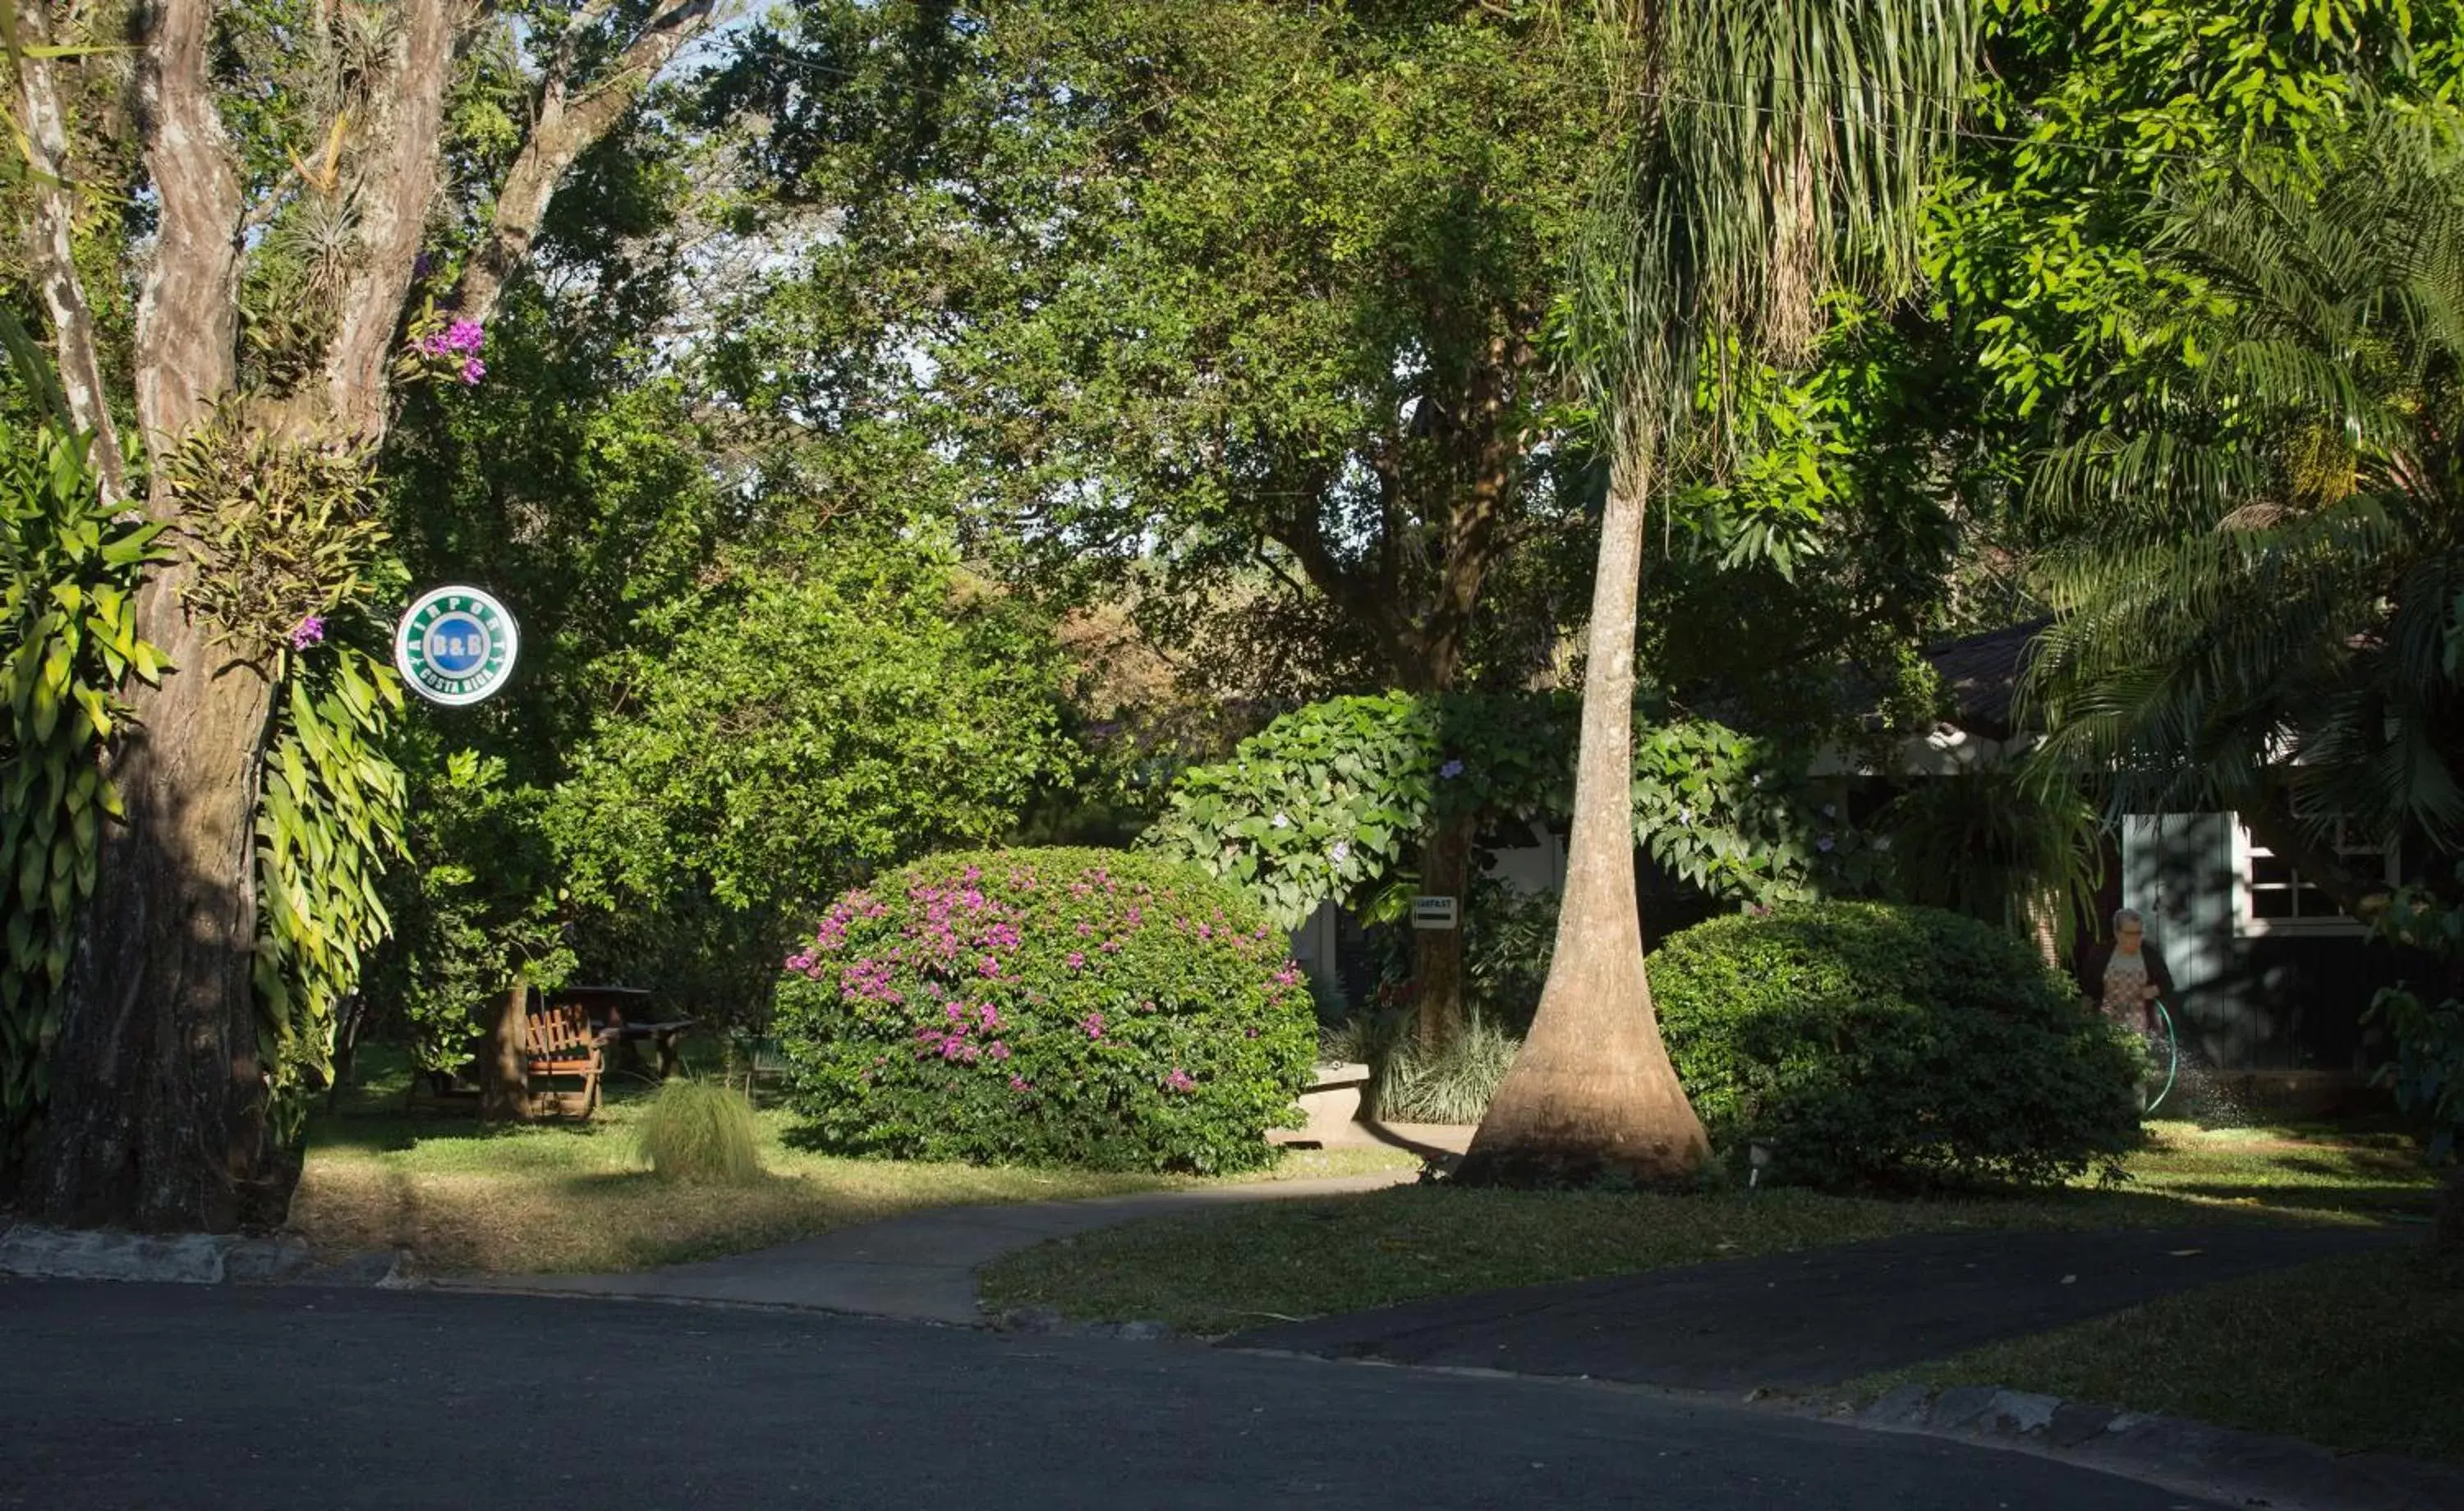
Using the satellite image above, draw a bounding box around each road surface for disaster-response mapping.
[0,1280,2223,1509]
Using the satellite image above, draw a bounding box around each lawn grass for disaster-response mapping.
[1853,1248,2464,1462]
[973,1121,2440,1334]
[287,1053,1418,1275]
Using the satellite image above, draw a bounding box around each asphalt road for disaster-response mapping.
[0,1281,2224,1511]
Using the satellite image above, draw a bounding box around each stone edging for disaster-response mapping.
[0,1223,411,1289]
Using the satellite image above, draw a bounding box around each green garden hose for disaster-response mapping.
[2145,999,2181,1115]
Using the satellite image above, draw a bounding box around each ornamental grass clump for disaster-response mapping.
[776,847,1315,1173]
[637,1079,765,1184]
[1650,902,2145,1192]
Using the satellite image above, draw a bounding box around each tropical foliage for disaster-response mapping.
[2021,122,2464,855]
[1141,691,1873,929]
[0,413,162,1164]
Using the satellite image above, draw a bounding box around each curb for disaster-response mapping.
[0,1223,411,1290]
[1836,1384,2463,1511]
[988,1305,1176,1340]
[1202,1331,2462,1511]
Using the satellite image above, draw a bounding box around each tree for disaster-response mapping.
[7,0,721,1230]
[1455,0,1978,1187]
[545,535,1079,1025]
[2023,121,2464,868]
[715,0,1615,1043]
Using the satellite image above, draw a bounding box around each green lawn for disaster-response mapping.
[289,1053,1418,1275]
[1854,1248,2464,1462]
[973,1122,2440,1334]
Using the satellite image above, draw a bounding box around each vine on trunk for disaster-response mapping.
[255,641,407,1141]
[0,419,169,1169]
[162,407,407,1142]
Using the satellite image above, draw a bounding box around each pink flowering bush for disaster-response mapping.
[775,847,1314,1172]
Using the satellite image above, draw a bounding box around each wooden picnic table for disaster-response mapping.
[547,985,696,1080]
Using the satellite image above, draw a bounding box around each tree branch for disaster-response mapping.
[129,0,245,481]
[448,0,724,330]
[1273,471,1422,684]
[9,1,124,500]
[309,0,458,439]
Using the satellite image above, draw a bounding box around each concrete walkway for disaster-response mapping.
[439,1170,1417,1322]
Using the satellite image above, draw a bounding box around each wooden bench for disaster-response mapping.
[524,1002,604,1118]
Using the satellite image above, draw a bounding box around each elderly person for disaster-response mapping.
[2075,907,2176,1036]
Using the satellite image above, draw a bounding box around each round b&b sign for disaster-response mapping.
[394,586,519,706]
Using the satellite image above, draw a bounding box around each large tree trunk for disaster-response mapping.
[11,0,720,1231]
[1413,809,1475,1044]
[19,654,278,1229]
[480,982,531,1123]
[1397,334,1529,1048]
[1454,455,1708,1188]
[16,0,278,1231]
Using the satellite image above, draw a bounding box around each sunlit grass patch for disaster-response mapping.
[287,1065,1418,1274]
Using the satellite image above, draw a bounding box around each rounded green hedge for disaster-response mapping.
[1651,902,2143,1191]
[775,847,1315,1173]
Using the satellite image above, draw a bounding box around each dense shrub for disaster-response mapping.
[775,848,1316,1173]
[1651,902,2143,1191]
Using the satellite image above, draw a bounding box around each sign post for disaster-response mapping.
[393,586,520,706]
[1409,895,1460,931]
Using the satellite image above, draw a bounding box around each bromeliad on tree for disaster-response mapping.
[3,0,724,1231]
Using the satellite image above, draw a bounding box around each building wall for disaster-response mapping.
[2120,812,2411,1072]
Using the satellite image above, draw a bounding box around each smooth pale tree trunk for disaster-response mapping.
[1454,457,1709,1187]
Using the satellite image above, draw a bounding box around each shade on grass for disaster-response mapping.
[973,1123,2437,1334]
[1861,1249,2464,1462]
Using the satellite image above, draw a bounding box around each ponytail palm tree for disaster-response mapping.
[2023,121,2464,876]
[1455,0,1977,1187]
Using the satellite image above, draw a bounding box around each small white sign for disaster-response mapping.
[1410,895,1459,931]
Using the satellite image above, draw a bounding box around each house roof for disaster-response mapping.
[1924,618,2046,738]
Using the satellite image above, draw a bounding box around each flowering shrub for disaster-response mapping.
[775,847,1317,1173]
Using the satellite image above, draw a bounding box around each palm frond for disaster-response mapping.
[2020,117,2464,852]
[1570,0,1976,473]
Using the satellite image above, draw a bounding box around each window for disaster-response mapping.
[2232,815,2397,935]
